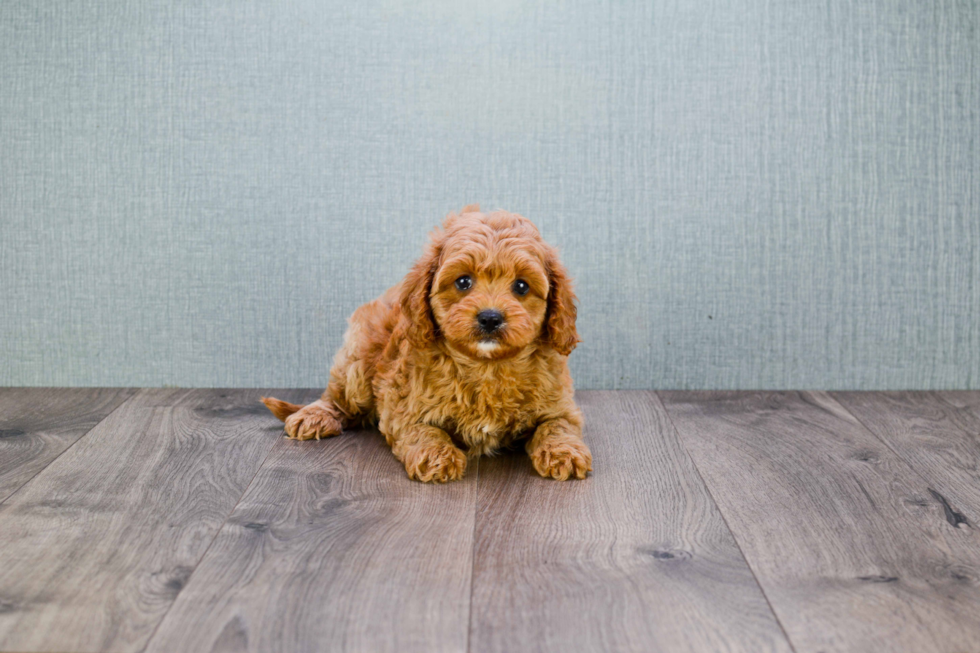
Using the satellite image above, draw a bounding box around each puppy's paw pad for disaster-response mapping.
[405,443,467,483]
[284,404,342,441]
[531,440,592,481]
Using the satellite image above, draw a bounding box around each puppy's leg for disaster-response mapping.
[261,397,344,441]
[285,399,346,441]
[390,425,467,483]
[261,304,381,440]
[526,417,592,480]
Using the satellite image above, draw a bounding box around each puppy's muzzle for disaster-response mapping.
[476,309,504,334]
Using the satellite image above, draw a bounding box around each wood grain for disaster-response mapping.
[0,387,136,503]
[659,391,980,653]
[5,389,979,653]
[143,421,480,653]
[0,388,315,653]
[833,392,980,528]
[468,391,792,653]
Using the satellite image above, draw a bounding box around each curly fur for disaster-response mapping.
[262,206,591,483]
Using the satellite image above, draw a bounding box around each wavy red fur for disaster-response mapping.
[262,207,592,482]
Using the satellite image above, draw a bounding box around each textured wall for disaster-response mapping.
[1,0,978,389]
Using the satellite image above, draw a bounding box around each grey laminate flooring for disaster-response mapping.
[0,389,977,653]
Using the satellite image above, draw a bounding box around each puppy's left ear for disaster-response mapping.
[399,234,443,346]
[544,247,580,356]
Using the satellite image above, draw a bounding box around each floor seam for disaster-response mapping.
[0,387,143,506]
[464,456,481,653]
[827,391,976,524]
[653,390,801,653]
[827,391,912,466]
[138,388,308,653]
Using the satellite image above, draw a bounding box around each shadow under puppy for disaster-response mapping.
[262,205,591,483]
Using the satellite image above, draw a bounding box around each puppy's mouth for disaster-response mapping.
[476,339,501,355]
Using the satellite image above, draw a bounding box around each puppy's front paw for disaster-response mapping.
[530,438,592,480]
[284,402,342,441]
[404,442,467,483]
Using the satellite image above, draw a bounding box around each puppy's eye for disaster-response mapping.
[454,276,473,291]
[513,279,530,296]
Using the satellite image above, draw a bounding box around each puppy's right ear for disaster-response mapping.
[399,233,443,346]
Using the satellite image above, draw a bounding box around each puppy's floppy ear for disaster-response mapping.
[399,233,443,346]
[544,247,580,355]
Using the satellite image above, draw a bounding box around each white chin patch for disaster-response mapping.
[476,341,500,356]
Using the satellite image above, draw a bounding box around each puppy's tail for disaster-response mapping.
[260,396,304,422]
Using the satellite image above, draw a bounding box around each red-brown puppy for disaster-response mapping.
[262,206,591,483]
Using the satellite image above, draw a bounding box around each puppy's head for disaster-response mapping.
[400,205,579,359]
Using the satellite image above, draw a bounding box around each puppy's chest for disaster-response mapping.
[439,380,538,454]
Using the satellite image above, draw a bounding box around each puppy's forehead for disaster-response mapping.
[440,214,548,275]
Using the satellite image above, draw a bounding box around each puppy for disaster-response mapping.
[261,206,591,483]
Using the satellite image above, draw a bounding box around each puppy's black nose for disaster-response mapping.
[477,310,504,333]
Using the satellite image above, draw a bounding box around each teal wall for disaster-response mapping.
[2,1,978,389]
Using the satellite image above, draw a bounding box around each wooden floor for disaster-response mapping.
[0,390,978,653]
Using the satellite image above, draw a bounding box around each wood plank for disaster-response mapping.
[469,391,793,653]
[143,419,479,653]
[0,387,136,502]
[0,388,316,653]
[659,391,980,653]
[833,392,979,527]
